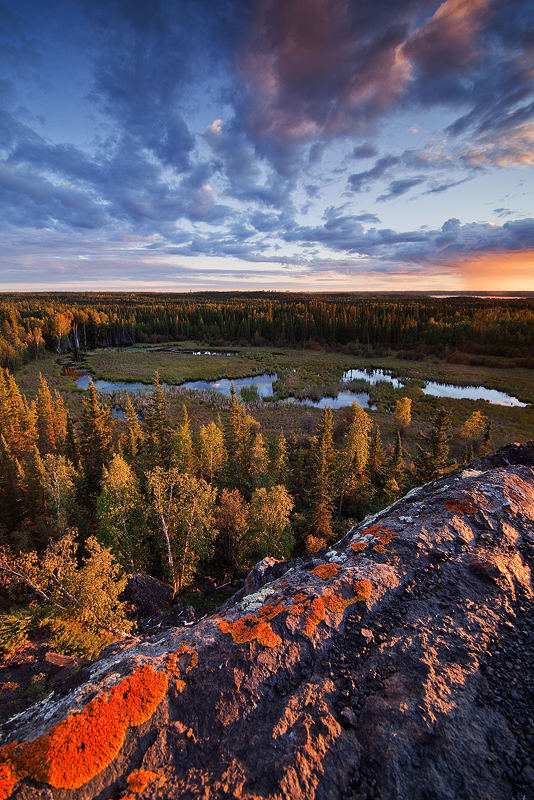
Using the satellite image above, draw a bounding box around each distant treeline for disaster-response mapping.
[1,292,534,369]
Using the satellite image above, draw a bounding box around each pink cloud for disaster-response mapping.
[238,0,494,143]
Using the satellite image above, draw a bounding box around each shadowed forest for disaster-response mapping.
[0,292,532,660]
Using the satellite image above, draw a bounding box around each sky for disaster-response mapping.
[1,0,533,292]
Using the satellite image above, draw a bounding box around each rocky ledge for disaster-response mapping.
[1,442,534,800]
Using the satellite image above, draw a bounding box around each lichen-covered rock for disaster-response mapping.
[1,444,534,800]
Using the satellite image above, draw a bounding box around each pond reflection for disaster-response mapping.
[342,368,404,389]
[421,381,527,407]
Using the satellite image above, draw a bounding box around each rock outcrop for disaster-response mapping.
[1,443,534,800]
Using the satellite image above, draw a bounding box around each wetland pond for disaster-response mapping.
[73,367,528,409]
[74,371,373,408]
[421,381,527,407]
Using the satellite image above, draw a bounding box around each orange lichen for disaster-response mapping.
[323,594,345,613]
[0,763,17,800]
[310,564,339,579]
[165,655,186,691]
[166,645,198,690]
[369,525,397,545]
[353,579,372,601]
[444,498,477,514]
[302,597,325,637]
[218,616,281,648]
[0,665,168,794]
[373,544,386,552]
[351,541,368,553]
[126,769,157,793]
[258,602,285,620]
[176,644,198,672]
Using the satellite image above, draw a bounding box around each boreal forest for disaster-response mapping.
[0,292,532,660]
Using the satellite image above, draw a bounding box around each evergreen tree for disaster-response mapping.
[308,406,335,542]
[367,425,386,490]
[394,397,412,429]
[35,375,56,456]
[173,405,196,474]
[270,429,289,485]
[121,396,144,473]
[0,434,23,532]
[80,380,113,497]
[144,372,168,469]
[246,431,270,491]
[337,401,371,516]
[413,409,454,485]
[53,390,67,454]
[384,431,405,501]
[65,414,79,468]
[481,418,492,456]
[224,384,259,493]
[461,443,474,465]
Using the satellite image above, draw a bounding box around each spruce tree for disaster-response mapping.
[308,406,335,541]
[121,397,144,473]
[367,425,386,489]
[224,384,259,493]
[271,429,289,486]
[413,409,454,485]
[65,414,79,468]
[144,372,168,469]
[80,380,113,498]
[246,431,270,491]
[337,401,371,516]
[215,488,250,568]
[384,431,405,501]
[173,405,195,474]
[481,419,492,456]
[41,454,77,538]
[35,375,56,456]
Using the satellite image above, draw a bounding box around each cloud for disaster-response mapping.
[459,123,534,168]
[234,0,534,155]
[352,143,378,159]
[347,155,401,192]
[377,178,425,201]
